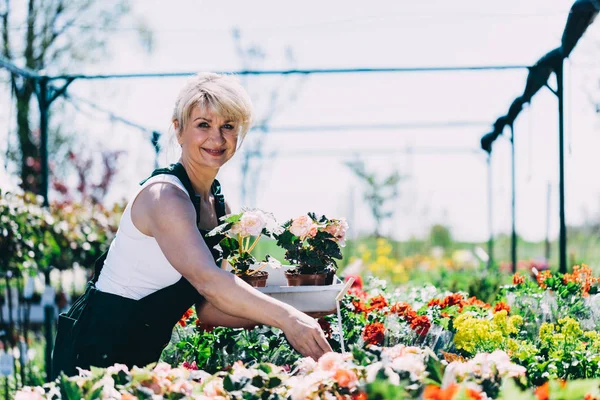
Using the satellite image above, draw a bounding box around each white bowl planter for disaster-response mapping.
[256,265,352,315]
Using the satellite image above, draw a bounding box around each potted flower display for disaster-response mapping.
[208,209,282,287]
[275,213,348,286]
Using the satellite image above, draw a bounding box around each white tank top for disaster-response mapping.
[95,175,190,300]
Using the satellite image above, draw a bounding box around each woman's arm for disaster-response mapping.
[133,183,331,360]
[195,302,257,329]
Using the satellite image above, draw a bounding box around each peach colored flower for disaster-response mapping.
[333,368,358,388]
[318,352,345,371]
[307,223,319,238]
[290,215,313,237]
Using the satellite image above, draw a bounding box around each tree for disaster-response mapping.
[345,159,403,237]
[0,0,151,193]
[429,224,453,250]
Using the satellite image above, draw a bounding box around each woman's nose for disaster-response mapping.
[208,127,225,144]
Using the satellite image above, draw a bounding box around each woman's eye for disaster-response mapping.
[222,124,235,131]
[198,122,209,128]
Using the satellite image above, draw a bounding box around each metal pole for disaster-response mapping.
[510,124,517,274]
[38,78,49,207]
[556,60,567,274]
[487,156,494,269]
[545,182,552,261]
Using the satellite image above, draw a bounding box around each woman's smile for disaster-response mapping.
[202,147,226,157]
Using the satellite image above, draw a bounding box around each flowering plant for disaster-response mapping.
[208,208,283,277]
[275,213,348,275]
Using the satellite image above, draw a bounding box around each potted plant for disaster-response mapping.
[208,209,282,287]
[275,213,348,286]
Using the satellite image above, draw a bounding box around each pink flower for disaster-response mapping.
[290,215,314,237]
[307,224,319,238]
[182,361,199,370]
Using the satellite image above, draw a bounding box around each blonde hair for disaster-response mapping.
[172,72,254,142]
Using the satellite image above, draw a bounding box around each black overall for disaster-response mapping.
[51,163,226,379]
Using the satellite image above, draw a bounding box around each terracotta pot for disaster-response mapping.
[285,271,328,286]
[240,270,269,287]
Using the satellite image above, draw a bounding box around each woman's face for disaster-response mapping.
[177,105,239,170]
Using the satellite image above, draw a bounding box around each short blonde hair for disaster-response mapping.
[172,72,254,141]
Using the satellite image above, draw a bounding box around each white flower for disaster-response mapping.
[234,210,267,237]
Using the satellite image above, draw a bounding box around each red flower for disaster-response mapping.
[363,322,385,346]
[368,295,388,312]
[493,302,511,314]
[318,318,332,339]
[442,293,465,310]
[345,274,363,290]
[410,315,431,336]
[390,302,417,323]
[352,392,368,400]
[178,308,194,327]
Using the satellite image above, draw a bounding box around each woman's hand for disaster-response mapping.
[278,309,332,360]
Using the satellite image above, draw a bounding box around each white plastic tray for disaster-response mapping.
[255,265,350,315]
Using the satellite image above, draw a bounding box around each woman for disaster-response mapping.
[52,73,332,379]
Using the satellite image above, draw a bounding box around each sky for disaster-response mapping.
[1,0,600,245]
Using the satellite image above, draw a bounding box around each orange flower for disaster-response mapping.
[352,299,369,314]
[410,315,431,336]
[428,299,444,308]
[585,394,599,400]
[121,394,137,400]
[465,296,491,308]
[535,382,549,400]
[178,308,194,327]
[513,272,525,285]
[466,388,484,400]
[423,384,459,400]
[390,302,417,323]
[564,264,597,296]
[493,302,511,314]
[368,295,388,312]
[537,270,552,289]
[363,322,385,346]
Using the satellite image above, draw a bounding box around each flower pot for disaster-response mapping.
[285,271,328,286]
[240,270,269,287]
